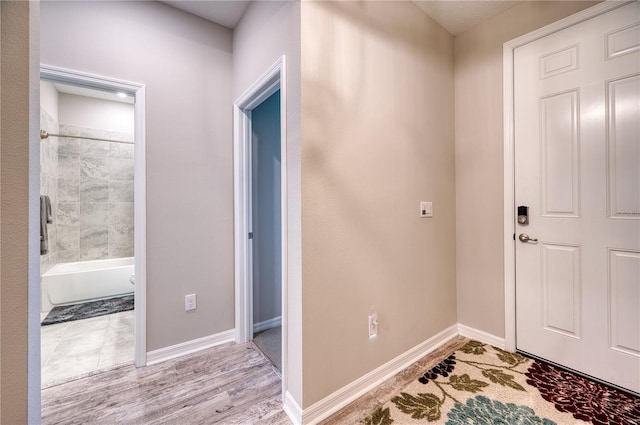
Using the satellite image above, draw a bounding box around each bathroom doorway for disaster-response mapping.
[39,66,146,388]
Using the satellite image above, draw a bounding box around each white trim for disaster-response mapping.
[301,325,458,425]
[458,324,505,350]
[283,391,303,425]
[253,316,282,333]
[280,57,289,402]
[502,1,630,354]
[133,87,147,367]
[39,65,148,367]
[40,65,143,96]
[146,329,235,366]
[234,56,289,401]
[234,56,285,344]
[503,40,517,352]
[233,102,251,343]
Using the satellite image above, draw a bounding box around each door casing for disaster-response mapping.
[234,56,288,398]
[502,1,632,352]
[39,64,148,366]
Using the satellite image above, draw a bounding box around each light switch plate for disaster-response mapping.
[420,201,433,218]
[368,311,378,338]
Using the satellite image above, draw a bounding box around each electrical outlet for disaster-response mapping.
[185,294,197,311]
[368,311,378,338]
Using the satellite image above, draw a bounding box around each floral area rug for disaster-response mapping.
[360,341,640,425]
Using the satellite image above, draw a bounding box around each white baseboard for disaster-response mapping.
[146,329,235,366]
[301,324,459,425]
[457,324,505,349]
[253,316,282,333]
[283,391,303,425]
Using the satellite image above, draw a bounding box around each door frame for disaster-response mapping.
[40,65,148,367]
[502,1,632,352]
[234,56,287,386]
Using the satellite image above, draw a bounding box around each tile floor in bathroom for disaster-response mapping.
[41,310,134,388]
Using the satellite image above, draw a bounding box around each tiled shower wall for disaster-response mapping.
[40,108,59,274]
[55,124,134,263]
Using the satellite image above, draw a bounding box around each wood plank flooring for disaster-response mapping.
[42,336,467,424]
[42,342,290,424]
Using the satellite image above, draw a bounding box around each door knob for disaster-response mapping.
[518,233,538,243]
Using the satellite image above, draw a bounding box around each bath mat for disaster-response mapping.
[360,341,640,425]
[41,295,134,326]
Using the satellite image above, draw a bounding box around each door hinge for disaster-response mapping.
[513,233,516,241]
[248,232,254,240]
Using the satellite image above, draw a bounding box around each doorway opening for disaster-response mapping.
[250,90,282,373]
[234,56,288,388]
[38,66,147,390]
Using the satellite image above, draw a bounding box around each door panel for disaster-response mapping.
[606,23,640,59]
[542,243,581,338]
[515,1,640,393]
[608,75,640,218]
[609,249,640,356]
[539,45,579,79]
[540,90,580,216]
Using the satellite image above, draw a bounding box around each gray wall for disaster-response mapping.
[233,0,303,402]
[41,1,234,351]
[252,91,282,328]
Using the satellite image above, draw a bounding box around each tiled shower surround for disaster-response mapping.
[48,122,135,263]
[40,109,59,274]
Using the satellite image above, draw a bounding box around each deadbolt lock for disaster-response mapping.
[517,205,529,225]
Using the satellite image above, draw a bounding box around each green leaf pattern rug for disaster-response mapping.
[360,341,640,425]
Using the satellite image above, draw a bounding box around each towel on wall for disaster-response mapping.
[40,195,52,255]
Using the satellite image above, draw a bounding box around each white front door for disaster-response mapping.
[515,2,640,393]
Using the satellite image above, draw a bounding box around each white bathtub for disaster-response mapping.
[41,257,134,312]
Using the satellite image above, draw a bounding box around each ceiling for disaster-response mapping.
[412,1,520,35]
[161,1,251,29]
[163,0,521,35]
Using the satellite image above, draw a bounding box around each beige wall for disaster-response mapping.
[0,0,40,422]
[454,1,599,338]
[233,0,303,403]
[301,0,456,407]
[41,1,234,351]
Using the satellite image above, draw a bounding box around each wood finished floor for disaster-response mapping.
[42,336,468,425]
[42,342,290,425]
